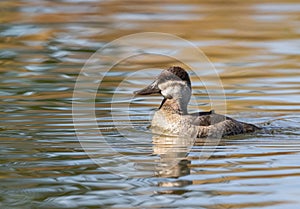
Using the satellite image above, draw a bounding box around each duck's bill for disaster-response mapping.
[134,81,161,95]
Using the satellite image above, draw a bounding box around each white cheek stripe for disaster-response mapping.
[158,80,191,100]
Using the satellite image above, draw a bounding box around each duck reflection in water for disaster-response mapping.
[152,134,193,178]
[152,134,193,194]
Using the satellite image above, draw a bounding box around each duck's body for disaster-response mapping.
[152,107,259,138]
[135,66,260,138]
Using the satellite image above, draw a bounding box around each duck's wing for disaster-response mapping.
[188,111,261,137]
[195,119,261,137]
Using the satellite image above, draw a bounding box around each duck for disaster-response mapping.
[134,66,261,138]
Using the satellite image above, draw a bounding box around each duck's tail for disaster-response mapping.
[242,122,262,133]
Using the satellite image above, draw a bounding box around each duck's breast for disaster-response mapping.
[151,110,198,137]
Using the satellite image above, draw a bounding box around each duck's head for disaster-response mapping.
[134,66,192,114]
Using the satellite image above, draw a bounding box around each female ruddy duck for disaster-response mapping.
[134,66,260,138]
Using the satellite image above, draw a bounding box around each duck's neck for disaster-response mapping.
[160,99,188,115]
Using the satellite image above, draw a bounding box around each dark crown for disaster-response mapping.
[164,66,191,88]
